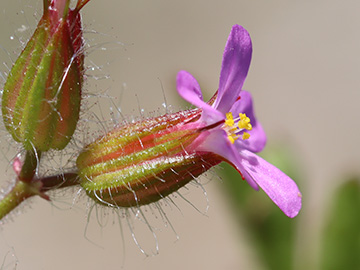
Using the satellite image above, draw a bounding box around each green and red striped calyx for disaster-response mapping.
[1,0,90,151]
[76,109,221,207]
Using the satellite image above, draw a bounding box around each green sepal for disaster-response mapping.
[77,109,222,207]
[2,3,83,151]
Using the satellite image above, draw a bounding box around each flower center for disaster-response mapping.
[224,112,252,144]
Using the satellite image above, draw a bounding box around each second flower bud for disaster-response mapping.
[1,0,89,151]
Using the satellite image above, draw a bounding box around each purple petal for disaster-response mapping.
[176,70,203,105]
[240,150,302,218]
[194,129,259,190]
[176,70,223,124]
[214,25,252,114]
[231,90,266,153]
[195,130,302,217]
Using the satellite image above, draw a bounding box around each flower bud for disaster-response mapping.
[76,109,221,207]
[1,0,89,151]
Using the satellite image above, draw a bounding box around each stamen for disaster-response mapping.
[225,112,234,127]
[224,112,252,143]
[228,135,235,144]
[242,132,250,140]
[238,113,252,131]
[227,133,238,144]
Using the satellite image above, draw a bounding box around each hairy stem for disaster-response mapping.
[0,181,39,221]
[39,172,80,191]
[0,172,80,221]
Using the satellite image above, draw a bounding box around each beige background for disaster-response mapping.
[0,0,360,269]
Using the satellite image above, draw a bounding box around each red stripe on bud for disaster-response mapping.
[2,0,89,151]
[77,109,222,207]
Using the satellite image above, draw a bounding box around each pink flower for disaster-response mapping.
[77,24,301,218]
[176,25,302,218]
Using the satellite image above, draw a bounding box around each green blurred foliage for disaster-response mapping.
[320,178,360,270]
[219,144,301,270]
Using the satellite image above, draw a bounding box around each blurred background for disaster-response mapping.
[0,0,360,269]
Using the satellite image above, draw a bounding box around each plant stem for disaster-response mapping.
[39,172,80,191]
[0,181,39,221]
[0,172,80,221]
[0,145,80,221]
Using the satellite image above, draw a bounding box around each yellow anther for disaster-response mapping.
[224,112,252,143]
[225,112,234,127]
[225,118,234,127]
[238,113,252,131]
[228,135,235,144]
[242,132,250,140]
[239,113,249,122]
[228,133,239,144]
[238,121,246,129]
